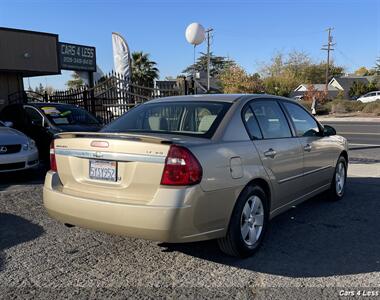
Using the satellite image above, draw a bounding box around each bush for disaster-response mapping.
[299,100,311,111]
[325,100,365,114]
[296,99,380,116]
[299,100,329,115]
[361,100,380,116]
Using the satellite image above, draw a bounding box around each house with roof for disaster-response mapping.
[328,75,375,98]
[291,75,376,100]
[291,83,339,99]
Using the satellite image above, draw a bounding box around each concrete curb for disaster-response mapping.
[348,163,380,178]
[317,116,380,123]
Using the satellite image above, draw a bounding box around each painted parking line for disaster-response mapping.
[339,132,380,135]
[349,143,380,147]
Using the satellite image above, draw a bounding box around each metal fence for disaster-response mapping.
[5,73,194,124]
[47,72,189,124]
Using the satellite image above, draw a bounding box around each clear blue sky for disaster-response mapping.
[1,0,379,89]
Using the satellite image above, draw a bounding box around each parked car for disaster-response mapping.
[357,91,380,103]
[292,95,304,101]
[43,94,348,257]
[0,103,102,162]
[0,120,39,172]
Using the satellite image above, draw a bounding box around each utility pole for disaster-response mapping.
[321,27,335,94]
[206,28,213,93]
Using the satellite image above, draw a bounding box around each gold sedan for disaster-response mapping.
[44,94,348,257]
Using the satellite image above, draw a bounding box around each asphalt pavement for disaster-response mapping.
[1,176,380,299]
[1,120,380,299]
[321,121,380,163]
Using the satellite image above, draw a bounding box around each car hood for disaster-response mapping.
[56,124,102,133]
[0,127,28,144]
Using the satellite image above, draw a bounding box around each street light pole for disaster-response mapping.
[206,28,213,93]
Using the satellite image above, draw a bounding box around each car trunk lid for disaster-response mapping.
[53,132,172,204]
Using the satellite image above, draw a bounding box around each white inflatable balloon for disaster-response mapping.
[185,23,205,46]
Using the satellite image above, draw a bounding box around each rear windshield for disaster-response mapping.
[39,105,99,126]
[102,101,231,138]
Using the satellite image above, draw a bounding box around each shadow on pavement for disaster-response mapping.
[0,213,44,271]
[160,177,380,278]
[0,164,47,191]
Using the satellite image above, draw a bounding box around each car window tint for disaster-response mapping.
[0,105,28,130]
[39,105,99,126]
[243,106,262,139]
[25,107,43,123]
[250,100,292,139]
[102,101,231,138]
[283,102,320,137]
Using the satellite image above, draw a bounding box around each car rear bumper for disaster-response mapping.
[0,149,39,172]
[43,171,231,243]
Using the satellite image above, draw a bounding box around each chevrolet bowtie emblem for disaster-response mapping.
[94,152,103,158]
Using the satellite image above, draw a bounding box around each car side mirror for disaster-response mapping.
[3,121,13,127]
[323,125,336,136]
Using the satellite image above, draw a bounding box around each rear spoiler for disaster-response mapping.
[54,132,173,145]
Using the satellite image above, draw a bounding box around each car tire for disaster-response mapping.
[218,185,269,257]
[328,156,347,201]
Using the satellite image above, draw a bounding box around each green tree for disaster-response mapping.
[355,66,370,76]
[349,80,378,98]
[34,83,45,94]
[259,51,345,96]
[220,64,263,94]
[262,75,300,97]
[182,52,235,78]
[131,51,159,87]
[260,52,345,81]
[66,72,84,89]
[301,63,344,83]
[375,57,380,75]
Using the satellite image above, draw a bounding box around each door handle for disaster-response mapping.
[304,144,312,152]
[264,148,277,158]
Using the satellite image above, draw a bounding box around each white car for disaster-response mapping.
[293,95,304,101]
[0,121,39,172]
[357,91,380,103]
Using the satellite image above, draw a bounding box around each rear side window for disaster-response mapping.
[102,101,231,138]
[242,106,262,139]
[283,102,320,137]
[250,100,292,139]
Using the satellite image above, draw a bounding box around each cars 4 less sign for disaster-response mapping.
[59,42,96,72]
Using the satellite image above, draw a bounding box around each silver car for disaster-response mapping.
[44,94,348,257]
[0,121,39,172]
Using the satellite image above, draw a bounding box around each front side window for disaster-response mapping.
[39,105,99,126]
[250,100,292,139]
[102,101,231,138]
[25,107,43,125]
[283,102,320,137]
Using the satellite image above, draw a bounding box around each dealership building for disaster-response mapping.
[0,27,96,110]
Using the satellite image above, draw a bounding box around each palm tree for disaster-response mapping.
[131,51,159,87]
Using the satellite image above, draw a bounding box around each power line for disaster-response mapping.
[321,27,335,93]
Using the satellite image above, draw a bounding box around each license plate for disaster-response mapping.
[89,160,117,182]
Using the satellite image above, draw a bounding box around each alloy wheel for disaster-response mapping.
[240,195,264,246]
[335,161,346,196]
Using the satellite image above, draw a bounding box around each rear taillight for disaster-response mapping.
[160,145,202,186]
[50,140,57,172]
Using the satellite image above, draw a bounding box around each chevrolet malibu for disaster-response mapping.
[44,94,348,257]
